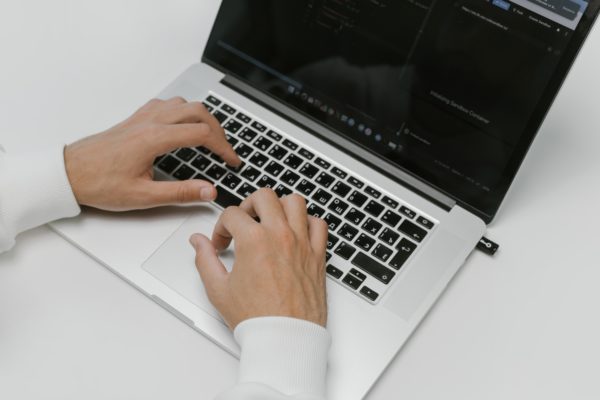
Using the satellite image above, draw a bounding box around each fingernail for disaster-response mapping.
[200,186,215,201]
[189,234,200,248]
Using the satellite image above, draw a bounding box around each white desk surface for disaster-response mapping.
[1,1,599,399]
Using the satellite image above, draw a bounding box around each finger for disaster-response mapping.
[164,96,187,107]
[279,194,309,239]
[135,179,217,208]
[189,233,228,303]
[238,188,288,228]
[307,216,328,260]
[157,101,213,125]
[153,123,241,167]
[211,206,258,251]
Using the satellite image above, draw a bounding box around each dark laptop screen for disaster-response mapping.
[204,0,599,222]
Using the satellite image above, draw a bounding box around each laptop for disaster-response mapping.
[50,0,600,398]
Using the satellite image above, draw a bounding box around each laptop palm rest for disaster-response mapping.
[142,213,235,320]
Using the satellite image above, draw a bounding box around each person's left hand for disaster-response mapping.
[64,97,241,211]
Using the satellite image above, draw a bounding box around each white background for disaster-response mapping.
[1,1,599,399]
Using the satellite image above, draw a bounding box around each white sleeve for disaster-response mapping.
[0,145,81,253]
[217,317,331,400]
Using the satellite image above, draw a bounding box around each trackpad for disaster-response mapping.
[142,213,235,320]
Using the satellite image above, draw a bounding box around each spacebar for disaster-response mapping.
[214,186,243,209]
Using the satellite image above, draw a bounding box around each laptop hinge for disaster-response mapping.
[220,74,457,212]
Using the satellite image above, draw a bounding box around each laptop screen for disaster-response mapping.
[204,0,599,222]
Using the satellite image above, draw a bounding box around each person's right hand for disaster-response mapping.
[189,189,329,330]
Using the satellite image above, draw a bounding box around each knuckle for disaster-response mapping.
[190,102,207,116]
[175,184,190,204]
[170,96,187,104]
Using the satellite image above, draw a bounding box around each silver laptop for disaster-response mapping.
[51,1,599,398]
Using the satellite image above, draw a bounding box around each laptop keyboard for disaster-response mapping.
[154,93,437,304]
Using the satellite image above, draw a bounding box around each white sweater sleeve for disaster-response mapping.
[0,145,80,253]
[217,317,331,400]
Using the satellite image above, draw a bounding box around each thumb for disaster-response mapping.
[189,233,228,303]
[141,179,217,207]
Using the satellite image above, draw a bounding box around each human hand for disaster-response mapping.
[64,97,241,211]
[189,189,329,330]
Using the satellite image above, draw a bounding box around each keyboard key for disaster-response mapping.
[299,163,319,179]
[235,143,253,159]
[315,172,335,188]
[382,196,399,209]
[379,228,400,246]
[327,234,339,251]
[326,264,343,279]
[239,128,258,142]
[364,200,385,217]
[345,208,366,225]
[373,244,393,262]
[399,206,417,219]
[206,164,227,181]
[173,165,195,180]
[249,152,268,168]
[389,238,417,270]
[226,135,239,147]
[237,183,257,198]
[351,252,395,285]
[348,191,368,207]
[328,198,349,215]
[331,167,347,179]
[347,176,364,189]
[331,181,351,197]
[360,286,379,301]
[254,137,273,152]
[202,103,214,112]
[349,268,367,281]
[298,148,315,160]
[224,119,242,133]
[281,170,300,186]
[235,112,251,124]
[355,234,376,251]
[196,146,210,154]
[324,213,342,231]
[206,95,221,106]
[221,103,236,115]
[257,175,277,189]
[210,153,225,164]
[157,155,180,174]
[175,148,197,162]
[335,242,357,260]
[365,186,382,199]
[213,110,228,124]
[222,173,242,191]
[282,139,298,151]
[399,220,427,242]
[381,210,402,227]
[338,224,359,241]
[307,203,325,218]
[416,216,434,229]
[193,172,213,184]
[153,156,164,166]
[267,130,282,141]
[362,218,382,236]
[296,179,316,196]
[284,154,303,169]
[191,155,211,171]
[274,184,293,197]
[342,273,362,290]
[268,145,288,160]
[214,186,243,208]
[315,157,331,170]
[265,161,285,177]
[326,252,332,262]
[251,121,267,132]
[312,189,333,206]
[241,166,261,182]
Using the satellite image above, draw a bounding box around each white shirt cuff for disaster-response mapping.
[233,317,331,398]
[0,145,80,251]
